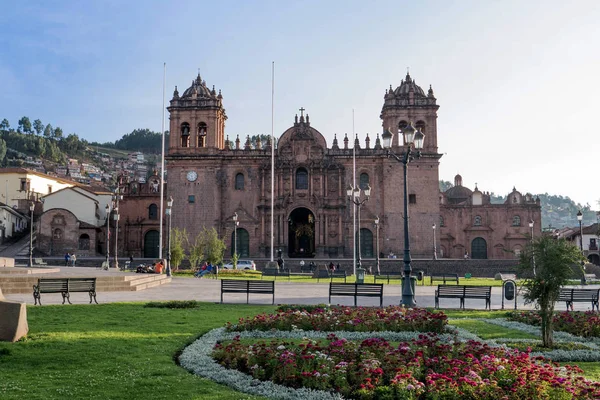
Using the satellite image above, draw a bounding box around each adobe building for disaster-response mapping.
[160,71,541,260]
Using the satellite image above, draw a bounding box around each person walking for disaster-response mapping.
[71,253,77,267]
[64,253,71,266]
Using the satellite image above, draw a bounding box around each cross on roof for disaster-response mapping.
[299,107,305,117]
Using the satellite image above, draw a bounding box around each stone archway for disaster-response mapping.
[288,207,315,258]
[471,237,488,259]
[143,230,159,258]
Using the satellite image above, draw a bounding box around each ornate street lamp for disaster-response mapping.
[113,189,122,270]
[577,210,586,284]
[382,121,425,307]
[28,202,34,267]
[233,212,239,264]
[374,216,380,275]
[432,223,437,260]
[105,204,110,269]
[529,220,536,276]
[347,183,371,274]
[166,196,173,277]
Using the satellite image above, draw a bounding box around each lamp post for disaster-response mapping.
[28,202,34,267]
[166,196,173,277]
[529,220,536,276]
[382,122,424,307]
[347,183,371,272]
[374,216,380,275]
[577,210,586,284]
[105,204,110,268]
[432,223,437,260]
[233,212,239,262]
[112,188,122,270]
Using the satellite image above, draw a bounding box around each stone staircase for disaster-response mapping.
[0,268,171,294]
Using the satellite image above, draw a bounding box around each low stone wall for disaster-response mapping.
[0,258,15,267]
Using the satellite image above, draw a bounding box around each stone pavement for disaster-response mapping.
[3,266,598,312]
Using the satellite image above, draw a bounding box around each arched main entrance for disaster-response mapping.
[288,207,315,258]
[144,230,159,258]
[471,237,488,259]
[231,228,250,257]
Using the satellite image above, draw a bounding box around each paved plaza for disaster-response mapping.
[4,266,598,312]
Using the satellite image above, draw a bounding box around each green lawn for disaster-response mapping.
[0,303,275,400]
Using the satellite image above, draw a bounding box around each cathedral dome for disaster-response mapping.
[444,174,472,205]
[181,74,215,99]
[393,72,426,97]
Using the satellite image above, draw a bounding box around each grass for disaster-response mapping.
[173,270,508,286]
[448,319,538,340]
[0,302,275,400]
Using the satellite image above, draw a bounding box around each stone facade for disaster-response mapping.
[37,209,99,257]
[163,71,541,261]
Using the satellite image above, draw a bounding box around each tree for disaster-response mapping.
[198,227,226,266]
[53,126,63,140]
[0,119,9,133]
[18,116,32,134]
[33,119,44,136]
[187,232,204,271]
[43,123,53,138]
[517,236,585,347]
[170,228,187,271]
[0,138,6,165]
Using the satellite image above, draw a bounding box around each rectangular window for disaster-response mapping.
[188,195,195,204]
[20,179,27,191]
[409,194,417,204]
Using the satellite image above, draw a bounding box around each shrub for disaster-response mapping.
[144,300,200,309]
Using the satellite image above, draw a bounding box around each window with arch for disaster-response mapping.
[398,120,408,131]
[512,215,521,226]
[180,122,190,147]
[439,216,445,227]
[235,173,245,190]
[473,215,482,226]
[197,122,207,147]
[53,228,63,240]
[415,120,426,133]
[78,234,90,250]
[296,168,308,190]
[359,173,369,190]
[148,204,158,220]
[231,228,250,257]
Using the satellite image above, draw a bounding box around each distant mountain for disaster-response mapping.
[439,180,598,229]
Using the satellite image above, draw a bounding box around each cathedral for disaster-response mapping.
[165,71,541,260]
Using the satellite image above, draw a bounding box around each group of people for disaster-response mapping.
[194,261,214,278]
[136,260,164,274]
[64,252,77,266]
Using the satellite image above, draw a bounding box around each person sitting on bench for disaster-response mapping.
[199,263,213,278]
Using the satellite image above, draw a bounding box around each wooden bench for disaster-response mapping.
[329,270,347,283]
[329,283,383,306]
[374,272,403,284]
[435,285,491,309]
[261,268,291,281]
[430,273,459,285]
[33,278,98,306]
[220,280,275,304]
[34,258,47,266]
[559,288,599,311]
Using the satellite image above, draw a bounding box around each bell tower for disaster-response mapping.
[167,73,227,154]
[380,72,439,152]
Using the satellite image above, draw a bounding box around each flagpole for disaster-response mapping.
[352,109,356,277]
[270,61,275,262]
[159,63,166,260]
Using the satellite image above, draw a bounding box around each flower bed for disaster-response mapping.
[212,332,600,399]
[508,311,600,338]
[226,305,447,334]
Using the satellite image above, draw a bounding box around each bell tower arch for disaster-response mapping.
[167,73,227,154]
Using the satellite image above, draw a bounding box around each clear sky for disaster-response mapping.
[1,1,598,210]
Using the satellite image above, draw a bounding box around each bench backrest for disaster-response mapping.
[559,288,599,300]
[437,285,491,296]
[432,273,459,279]
[221,280,249,290]
[37,279,69,292]
[68,278,96,291]
[248,281,274,292]
[330,283,383,295]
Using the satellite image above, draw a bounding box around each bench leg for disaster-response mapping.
[434,296,438,309]
[33,287,40,306]
[354,294,357,307]
[63,292,72,305]
[89,290,98,305]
